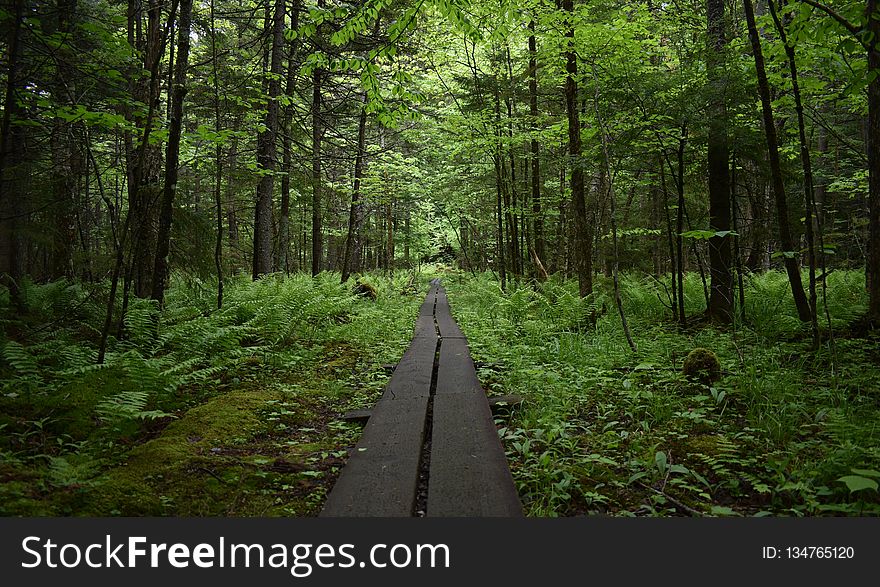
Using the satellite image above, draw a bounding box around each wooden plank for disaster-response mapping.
[428,332,522,516]
[434,292,465,339]
[321,284,439,516]
[413,287,438,339]
[428,389,522,517]
[321,395,429,517]
[340,409,371,424]
[435,338,481,396]
[323,281,522,517]
[382,335,436,400]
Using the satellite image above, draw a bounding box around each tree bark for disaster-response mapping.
[561,0,591,297]
[152,0,193,305]
[769,0,819,342]
[743,0,812,321]
[311,66,323,276]
[342,93,368,283]
[0,0,25,308]
[278,0,300,274]
[253,0,285,279]
[706,0,733,323]
[866,0,880,322]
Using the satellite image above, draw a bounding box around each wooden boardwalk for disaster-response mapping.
[321,280,522,517]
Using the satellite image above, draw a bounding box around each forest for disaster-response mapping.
[1,0,879,517]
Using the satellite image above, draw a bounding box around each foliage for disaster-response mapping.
[0,272,425,515]
[446,270,880,517]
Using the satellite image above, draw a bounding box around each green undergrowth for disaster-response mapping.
[0,272,423,516]
[444,270,880,517]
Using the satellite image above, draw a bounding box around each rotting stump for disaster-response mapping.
[320,279,522,517]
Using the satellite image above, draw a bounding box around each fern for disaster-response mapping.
[3,341,39,379]
[96,390,173,424]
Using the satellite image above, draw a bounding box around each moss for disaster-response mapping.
[682,347,721,384]
[353,279,378,301]
[77,387,327,516]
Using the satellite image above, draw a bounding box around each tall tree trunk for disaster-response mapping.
[494,89,507,290]
[210,0,223,308]
[152,0,193,306]
[706,0,733,323]
[278,0,300,274]
[342,93,368,283]
[660,159,679,322]
[49,0,81,280]
[385,199,394,276]
[253,0,285,279]
[129,0,167,299]
[0,0,25,308]
[676,125,687,326]
[561,0,591,297]
[743,0,811,321]
[505,46,520,277]
[866,0,880,323]
[769,0,819,343]
[311,66,323,276]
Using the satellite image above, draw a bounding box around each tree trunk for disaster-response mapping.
[342,93,368,283]
[152,0,193,306]
[676,125,687,326]
[0,0,25,308]
[866,0,880,322]
[562,0,591,297]
[505,46,520,277]
[311,66,323,276]
[253,0,285,279]
[706,0,733,323]
[210,0,223,308]
[494,89,507,290]
[743,0,811,321]
[769,0,819,342]
[129,0,167,299]
[278,0,300,275]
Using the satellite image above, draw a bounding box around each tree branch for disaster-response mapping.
[796,0,864,42]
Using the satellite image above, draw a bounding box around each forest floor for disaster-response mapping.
[1,268,879,516]
[0,273,422,516]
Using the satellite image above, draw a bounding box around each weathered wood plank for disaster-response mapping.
[323,281,522,517]
[428,389,522,516]
[434,338,481,396]
[434,293,465,339]
[428,290,522,517]
[340,409,372,424]
[321,284,439,517]
[382,335,436,401]
[321,395,429,517]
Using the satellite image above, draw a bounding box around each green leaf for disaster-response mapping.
[837,475,879,493]
[679,230,715,240]
[654,451,667,474]
[850,469,880,478]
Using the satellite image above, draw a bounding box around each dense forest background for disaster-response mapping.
[1,0,879,516]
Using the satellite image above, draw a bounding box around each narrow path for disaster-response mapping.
[321,279,522,517]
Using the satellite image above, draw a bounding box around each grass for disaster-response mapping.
[0,271,425,516]
[443,269,880,517]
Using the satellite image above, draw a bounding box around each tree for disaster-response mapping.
[706,0,733,323]
[253,0,286,280]
[528,18,545,275]
[561,0,592,297]
[743,0,812,322]
[152,0,194,306]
